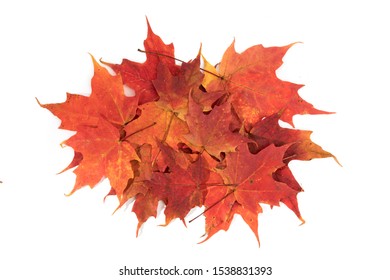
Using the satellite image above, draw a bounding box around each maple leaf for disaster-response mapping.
[149,144,207,225]
[245,113,340,222]
[38,55,139,130]
[64,118,138,195]
[104,18,178,105]
[184,95,244,159]
[202,42,329,127]
[153,53,204,120]
[201,143,298,245]
[248,112,338,163]
[38,56,140,196]
[132,142,224,231]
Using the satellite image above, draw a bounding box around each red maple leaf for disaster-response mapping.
[153,53,204,119]
[104,18,179,105]
[39,19,336,246]
[248,112,338,163]
[201,143,299,245]
[183,95,245,159]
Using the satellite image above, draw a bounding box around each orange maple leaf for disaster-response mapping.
[202,42,329,128]
[38,56,140,196]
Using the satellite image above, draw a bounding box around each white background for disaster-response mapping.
[1,1,389,279]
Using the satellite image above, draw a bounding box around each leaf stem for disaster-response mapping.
[122,122,157,141]
[188,189,235,223]
[151,111,176,167]
[138,49,223,80]
[138,48,186,64]
[282,154,297,161]
[165,183,237,187]
[162,111,175,143]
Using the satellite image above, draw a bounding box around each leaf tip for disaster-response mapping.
[88,53,100,68]
[136,223,143,237]
[145,16,154,36]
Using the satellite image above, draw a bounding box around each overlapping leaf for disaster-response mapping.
[203,42,329,128]
[39,19,336,245]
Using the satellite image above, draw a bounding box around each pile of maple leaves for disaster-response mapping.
[39,20,336,245]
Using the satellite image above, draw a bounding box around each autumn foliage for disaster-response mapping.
[38,19,336,245]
